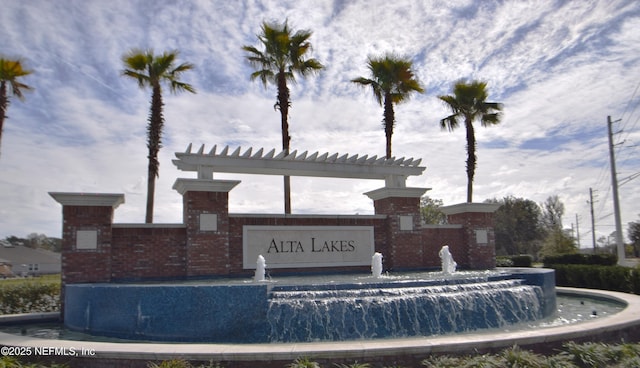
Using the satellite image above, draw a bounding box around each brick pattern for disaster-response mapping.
[447,211,497,269]
[111,227,187,280]
[420,227,466,268]
[372,197,423,269]
[58,191,498,282]
[60,206,114,284]
[228,216,387,276]
[182,191,231,276]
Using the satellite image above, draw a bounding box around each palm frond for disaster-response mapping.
[440,115,459,131]
[0,58,34,100]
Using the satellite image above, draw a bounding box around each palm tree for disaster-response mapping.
[351,54,424,159]
[439,80,502,203]
[0,57,33,154]
[242,20,323,214]
[122,49,195,223]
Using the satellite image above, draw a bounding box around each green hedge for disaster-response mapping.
[552,264,640,294]
[0,282,61,314]
[543,253,617,267]
[511,255,533,267]
[496,255,532,267]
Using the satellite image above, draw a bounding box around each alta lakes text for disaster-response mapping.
[266,237,357,253]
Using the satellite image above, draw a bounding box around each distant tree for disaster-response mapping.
[3,234,61,252]
[420,196,447,224]
[242,20,323,214]
[352,53,424,159]
[628,216,640,257]
[540,195,564,231]
[0,57,33,154]
[25,233,47,249]
[539,195,577,257]
[491,196,545,257]
[539,229,578,258]
[121,49,195,223]
[438,80,502,202]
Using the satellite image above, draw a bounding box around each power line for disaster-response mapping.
[619,79,640,125]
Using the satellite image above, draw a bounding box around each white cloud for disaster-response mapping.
[0,0,638,249]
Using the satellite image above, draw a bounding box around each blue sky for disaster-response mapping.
[0,0,639,248]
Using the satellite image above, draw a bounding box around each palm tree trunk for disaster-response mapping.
[146,169,156,223]
[383,94,394,159]
[145,85,164,223]
[277,73,292,214]
[465,119,476,203]
[0,82,7,153]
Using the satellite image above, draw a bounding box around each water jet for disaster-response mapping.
[254,255,266,282]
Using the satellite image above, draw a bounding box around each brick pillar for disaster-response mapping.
[441,203,501,269]
[365,187,428,270]
[49,193,124,284]
[173,178,240,277]
[49,192,124,321]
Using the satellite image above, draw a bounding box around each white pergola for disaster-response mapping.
[173,144,426,189]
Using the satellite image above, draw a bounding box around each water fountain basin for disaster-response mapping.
[63,268,556,343]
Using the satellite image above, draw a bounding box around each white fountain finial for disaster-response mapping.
[439,245,457,275]
[254,255,266,282]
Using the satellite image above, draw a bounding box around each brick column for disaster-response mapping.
[49,193,124,284]
[441,203,501,269]
[173,178,240,277]
[365,187,428,270]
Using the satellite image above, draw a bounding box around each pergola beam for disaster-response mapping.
[173,144,426,187]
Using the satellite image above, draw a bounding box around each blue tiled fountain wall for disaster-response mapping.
[64,268,555,343]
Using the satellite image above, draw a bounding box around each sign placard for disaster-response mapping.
[243,226,374,269]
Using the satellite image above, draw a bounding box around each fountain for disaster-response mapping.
[61,265,557,343]
[33,146,639,366]
[254,255,266,282]
[439,245,457,274]
[371,252,383,278]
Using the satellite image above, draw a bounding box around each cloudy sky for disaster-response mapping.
[1,0,639,248]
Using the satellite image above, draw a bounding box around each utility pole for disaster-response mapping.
[607,116,625,265]
[588,188,597,251]
[575,214,581,248]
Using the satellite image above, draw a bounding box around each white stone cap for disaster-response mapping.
[440,202,501,215]
[49,192,125,208]
[172,178,241,195]
[364,187,430,201]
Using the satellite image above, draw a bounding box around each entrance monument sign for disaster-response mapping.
[243,226,374,268]
[51,143,500,286]
[49,141,506,351]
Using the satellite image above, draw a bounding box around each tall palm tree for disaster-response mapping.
[242,20,323,214]
[439,80,502,203]
[122,49,195,223]
[351,54,424,159]
[0,57,33,154]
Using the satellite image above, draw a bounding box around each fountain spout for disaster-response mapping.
[371,252,383,278]
[439,245,457,275]
[254,255,266,282]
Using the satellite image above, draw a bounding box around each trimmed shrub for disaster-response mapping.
[552,264,640,294]
[511,255,533,267]
[543,253,617,267]
[495,256,513,267]
[0,282,60,314]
